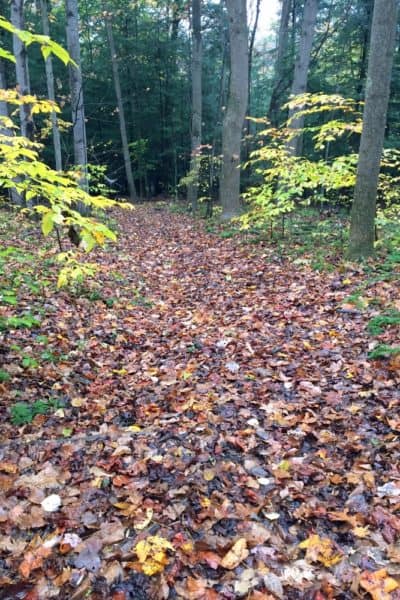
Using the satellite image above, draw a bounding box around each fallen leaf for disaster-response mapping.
[360,569,398,600]
[299,534,343,567]
[220,538,248,569]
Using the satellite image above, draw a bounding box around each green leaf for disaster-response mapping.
[41,212,54,236]
[0,47,16,63]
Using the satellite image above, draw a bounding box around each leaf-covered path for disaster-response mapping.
[1,208,400,599]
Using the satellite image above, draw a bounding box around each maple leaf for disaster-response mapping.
[135,535,174,575]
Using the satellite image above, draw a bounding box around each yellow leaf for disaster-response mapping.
[299,534,343,567]
[126,424,141,432]
[203,468,215,481]
[220,538,248,570]
[135,536,174,576]
[200,497,211,508]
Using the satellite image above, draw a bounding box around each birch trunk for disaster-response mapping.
[11,0,33,140]
[287,0,318,156]
[348,0,398,259]
[105,14,137,202]
[219,0,248,220]
[65,0,88,193]
[39,0,63,172]
[187,0,202,212]
[268,0,291,126]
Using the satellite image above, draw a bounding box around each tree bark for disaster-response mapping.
[187,0,202,212]
[105,13,137,202]
[219,0,248,220]
[11,0,33,140]
[348,0,398,259]
[268,0,291,126]
[287,0,318,156]
[65,0,89,193]
[39,0,63,172]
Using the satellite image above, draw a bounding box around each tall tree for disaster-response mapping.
[219,0,248,220]
[348,0,398,259]
[268,0,291,126]
[187,0,202,212]
[39,0,62,172]
[65,0,88,192]
[105,12,137,202]
[287,0,318,156]
[11,0,33,140]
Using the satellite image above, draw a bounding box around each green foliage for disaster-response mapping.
[242,94,361,229]
[0,17,130,288]
[56,252,98,288]
[368,344,400,360]
[10,397,62,425]
[367,311,400,336]
[0,16,73,65]
[0,369,10,382]
[0,313,40,331]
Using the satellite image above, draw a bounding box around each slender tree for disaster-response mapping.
[268,0,291,126]
[348,0,398,259]
[187,0,202,212]
[11,0,33,140]
[219,0,248,220]
[105,12,137,202]
[39,0,62,172]
[287,0,318,156]
[65,0,88,192]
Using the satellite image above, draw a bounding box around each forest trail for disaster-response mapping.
[1,207,400,599]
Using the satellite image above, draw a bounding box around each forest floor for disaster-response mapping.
[1,206,400,600]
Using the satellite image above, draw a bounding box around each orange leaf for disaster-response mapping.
[360,569,399,600]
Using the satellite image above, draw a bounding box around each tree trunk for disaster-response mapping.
[39,0,63,172]
[187,0,202,212]
[65,0,88,193]
[105,13,137,202]
[11,0,33,140]
[348,0,398,259]
[219,0,248,220]
[287,0,318,156]
[268,0,291,126]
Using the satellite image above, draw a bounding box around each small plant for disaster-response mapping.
[0,369,10,382]
[368,344,400,360]
[367,310,400,335]
[22,356,40,369]
[0,313,40,331]
[10,398,62,425]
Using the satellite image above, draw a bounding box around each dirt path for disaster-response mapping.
[1,207,400,599]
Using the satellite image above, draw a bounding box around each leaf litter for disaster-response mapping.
[0,207,400,599]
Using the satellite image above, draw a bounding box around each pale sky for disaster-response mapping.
[252,0,281,40]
